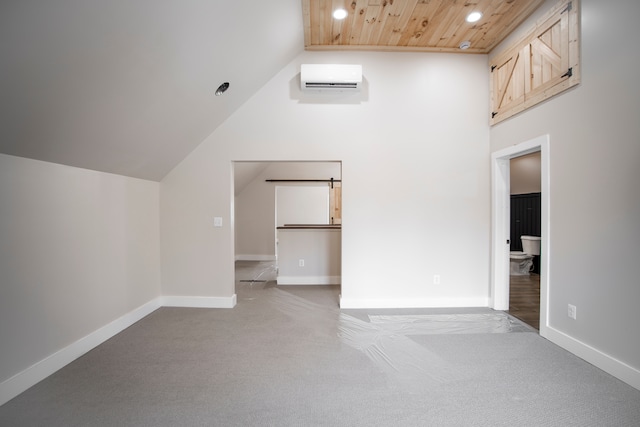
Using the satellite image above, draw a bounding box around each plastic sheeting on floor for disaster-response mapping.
[368,313,531,334]
[236,260,534,387]
[338,312,531,386]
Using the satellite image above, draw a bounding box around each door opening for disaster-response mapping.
[491,135,550,336]
[507,152,542,329]
[232,161,342,296]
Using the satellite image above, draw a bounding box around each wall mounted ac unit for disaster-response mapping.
[300,64,362,91]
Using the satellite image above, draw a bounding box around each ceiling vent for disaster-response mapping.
[300,64,362,91]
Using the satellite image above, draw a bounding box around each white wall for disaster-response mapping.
[161,50,490,308]
[0,154,161,388]
[277,229,341,285]
[490,0,640,386]
[234,164,277,260]
[276,186,329,226]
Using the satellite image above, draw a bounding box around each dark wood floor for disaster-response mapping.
[508,273,540,330]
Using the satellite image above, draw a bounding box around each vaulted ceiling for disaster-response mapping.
[0,0,304,181]
[1,0,543,182]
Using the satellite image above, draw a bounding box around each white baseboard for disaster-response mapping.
[542,325,640,391]
[339,296,489,309]
[3,295,637,409]
[161,295,237,308]
[235,254,276,261]
[0,294,239,406]
[277,276,341,285]
[0,298,161,406]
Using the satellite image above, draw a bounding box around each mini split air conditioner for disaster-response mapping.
[300,64,362,91]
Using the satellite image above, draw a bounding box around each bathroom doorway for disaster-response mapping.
[491,135,550,336]
[508,152,541,329]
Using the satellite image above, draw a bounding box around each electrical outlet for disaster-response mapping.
[298,259,305,267]
[433,275,441,285]
[568,304,577,320]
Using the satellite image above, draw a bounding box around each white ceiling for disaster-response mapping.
[0,0,304,181]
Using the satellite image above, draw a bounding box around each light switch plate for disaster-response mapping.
[214,217,223,227]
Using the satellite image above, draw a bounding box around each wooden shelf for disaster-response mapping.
[277,224,341,230]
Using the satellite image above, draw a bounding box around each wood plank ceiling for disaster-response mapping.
[303,0,545,54]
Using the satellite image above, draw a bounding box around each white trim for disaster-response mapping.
[235,254,276,261]
[0,294,239,405]
[545,326,640,390]
[277,276,341,285]
[0,298,161,406]
[490,155,511,310]
[161,295,237,308]
[490,134,550,337]
[0,293,241,406]
[340,297,489,309]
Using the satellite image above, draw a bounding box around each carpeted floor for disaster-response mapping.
[1,261,639,426]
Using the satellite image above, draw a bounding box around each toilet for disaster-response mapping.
[510,235,541,275]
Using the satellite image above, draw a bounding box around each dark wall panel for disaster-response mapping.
[510,192,541,252]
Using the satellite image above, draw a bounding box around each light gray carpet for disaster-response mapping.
[1,261,639,426]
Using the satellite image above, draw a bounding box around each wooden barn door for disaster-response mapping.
[329,182,341,225]
[490,0,579,124]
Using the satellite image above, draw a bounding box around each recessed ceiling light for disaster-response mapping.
[333,8,348,20]
[215,82,229,96]
[466,11,482,23]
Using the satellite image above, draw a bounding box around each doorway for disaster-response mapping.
[491,135,550,336]
[507,152,541,329]
[232,161,342,294]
